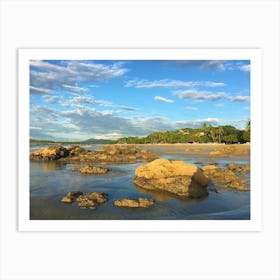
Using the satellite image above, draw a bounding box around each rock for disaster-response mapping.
[209,145,250,157]
[67,145,87,156]
[61,191,108,209]
[136,149,158,162]
[203,168,249,191]
[78,198,96,209]
[30,145,158,164]
[30,145,69,161]
[238,164,250,174]
[133,159,209,198]
[77,192,108,209]
[202,165,217,171]
[228,162,239,171]
[72,165,109,175]
[61,191,83,203]
[76,192,108,204]
[114,198,155,208]
[228,163,250,175]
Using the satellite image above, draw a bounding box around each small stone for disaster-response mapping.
[72,165,109,175]
[76,192,108,204]
[61,191,83,203]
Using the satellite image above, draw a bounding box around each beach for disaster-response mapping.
[30,143,250,220]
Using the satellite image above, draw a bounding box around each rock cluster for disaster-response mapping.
[72,165,109,175]
[209,145,250,157]
[61,191,108,209]
[30,145,158,164]
[114,198,155,208]
[77,192,108,209]
[228,163,250,174]
[134,158,209,198]
[202,165,249,191]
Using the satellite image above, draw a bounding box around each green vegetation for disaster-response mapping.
[30,122,250,146]
[113,122,251,144]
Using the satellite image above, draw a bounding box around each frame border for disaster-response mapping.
[19,48,262,232]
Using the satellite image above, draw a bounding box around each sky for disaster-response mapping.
[30,59,250,141]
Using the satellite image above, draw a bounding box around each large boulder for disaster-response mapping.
[114,198,155,208]
[203,168,249,191]
[30,145,69,160]
[133,159,209,198]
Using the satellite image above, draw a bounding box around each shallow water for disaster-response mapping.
[30,145,250,220]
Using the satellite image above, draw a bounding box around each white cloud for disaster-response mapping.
[30,60,128,94]
[154,96,175,103]
[174,89,228,102]
[43,95,60,104]
[176,118,219,127]
[118,105,138,111]
[170,60,229,71]
[30,60,73,73]
[230,95,250,102]
[71,96,97,105]
[174,89,249,103]
[62,84,87,93]
[125,79,225,89]
[239,64,250,72]
[30,86,52,95]
[30,104,224,141]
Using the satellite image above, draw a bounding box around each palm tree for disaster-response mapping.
[209,127,217,143]
[217,126,224,143]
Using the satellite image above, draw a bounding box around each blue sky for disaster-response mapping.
[30,59,250,141]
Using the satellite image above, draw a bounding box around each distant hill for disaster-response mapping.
[30,138,113,144]
[82,138,113,144]
[30,139,55,144]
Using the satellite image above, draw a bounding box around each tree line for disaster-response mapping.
[113,122,250,144]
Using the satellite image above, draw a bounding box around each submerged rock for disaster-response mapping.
[30,145,69,161]
[114,198,155,208]
[72,165,109,175]
[203,168,249,191]
[133,159,209,198]
[61,191,83,203]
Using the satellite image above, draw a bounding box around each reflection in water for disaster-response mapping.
[135,185,172,202]
[41,161,66,172]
